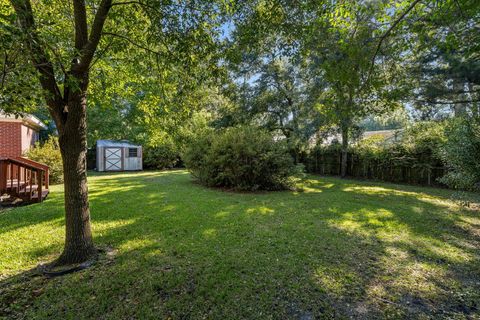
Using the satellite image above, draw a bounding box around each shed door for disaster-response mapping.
[104,148,123,171]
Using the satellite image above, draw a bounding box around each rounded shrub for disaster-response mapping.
[183,126,296,191]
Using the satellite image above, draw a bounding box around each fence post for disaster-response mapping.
[45,168,49,190]
[38,169,43,203]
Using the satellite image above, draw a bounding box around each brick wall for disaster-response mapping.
[0,122,22,157]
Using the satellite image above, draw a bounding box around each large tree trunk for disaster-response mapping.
[56,86,96,265]
[10,0,113,266]
[340,127,349,178]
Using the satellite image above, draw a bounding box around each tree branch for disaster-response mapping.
[76,0,112,71]
[371,0,422,66]
[102,32,162,55]
[88,37,115,69]
[9,0,65,129]
[1,51,8,90]
[73,0,89,50]
[361,0,422,91]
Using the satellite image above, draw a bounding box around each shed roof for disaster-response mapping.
[96,140,141,148]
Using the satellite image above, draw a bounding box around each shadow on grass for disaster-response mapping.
[0,194,64,236]
[1,171,479,319]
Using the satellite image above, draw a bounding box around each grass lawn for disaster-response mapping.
[1,170,479,319]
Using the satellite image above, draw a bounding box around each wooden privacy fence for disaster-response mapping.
[305,150,447,186]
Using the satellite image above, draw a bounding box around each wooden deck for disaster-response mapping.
[0,157,50,204]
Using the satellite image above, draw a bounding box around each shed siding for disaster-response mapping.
[96,144,142,171]
[123,147,142,171]
[124,156,137,170]
[97,146,104,172]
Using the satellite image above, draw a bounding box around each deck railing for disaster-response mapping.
[0,157,50,203]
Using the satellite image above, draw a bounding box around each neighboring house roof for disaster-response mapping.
[96,140,141,148]
[0,110,47,131]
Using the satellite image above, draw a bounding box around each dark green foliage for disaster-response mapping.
[306,122,447,186]
[143,141,182,170]
[439,118,480,191]
[306,120,480,191]
[183,126,296,191]
[407,0,480,119]
[25,137,63,184]
[400,121,446,154]
[86,148,96,170]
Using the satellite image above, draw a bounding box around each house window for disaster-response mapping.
[128,148,138,158]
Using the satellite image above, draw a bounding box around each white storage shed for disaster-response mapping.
[96,140,143,172]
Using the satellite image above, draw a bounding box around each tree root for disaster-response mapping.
[37,259,96,278]
[36,247,116,278]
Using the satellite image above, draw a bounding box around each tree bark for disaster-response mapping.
[340,126,349,178]
[56,83,96,265]
[10,0,113,266]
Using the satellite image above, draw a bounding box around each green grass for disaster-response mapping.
[1,170,479,319]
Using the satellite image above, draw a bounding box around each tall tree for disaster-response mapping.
[406,0,480,119]
[2,0,223,265]
[7,0,114,264]
[303,1,407,177]
[227,0,417,177]
[224,1,325,159]
[223,50,322,159]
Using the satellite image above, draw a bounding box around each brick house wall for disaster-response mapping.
[0,112,45,157]
[0,121,22,157]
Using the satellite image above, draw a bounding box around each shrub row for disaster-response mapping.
[305,119,480,191]
[305,146,446,186]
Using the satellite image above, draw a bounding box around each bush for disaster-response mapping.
[438,118,480,191]
[25,137,63,184]
[183,126,296,191]
[400,121,446,155]
[143,140,181,170]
